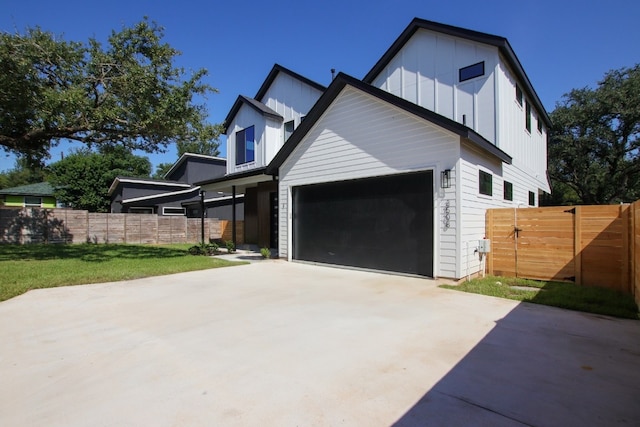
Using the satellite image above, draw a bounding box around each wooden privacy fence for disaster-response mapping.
[486,201,640,302]
[0,208,225,245]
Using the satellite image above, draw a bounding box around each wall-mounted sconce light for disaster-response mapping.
[441,169,451,189]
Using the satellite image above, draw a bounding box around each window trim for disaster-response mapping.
[459,61,485,82]
[235,125,255,166]
[504,181,513,201]
[479,170,493,196]
[284,120,294,142]
[162,207,186,216]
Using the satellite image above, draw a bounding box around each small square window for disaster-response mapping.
[504,181,513,201]
[479,170,492,196]
[525,101,532,133]
[516,85,523,106]
[459,61,484,82]
[529,191,536,206]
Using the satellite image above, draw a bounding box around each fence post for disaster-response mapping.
[621,204,630,293]
[574,206,582,286]
[486,209,494,275]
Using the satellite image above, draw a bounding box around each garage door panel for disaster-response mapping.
[293,172,433,276]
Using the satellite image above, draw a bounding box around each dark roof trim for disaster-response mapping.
[195,166,270,186]
[255,64,326,102]
[163,153,226,179]
[107,176,191,196]
[267,73,511,175]
[363,18,551,127]
[223,96,283,134]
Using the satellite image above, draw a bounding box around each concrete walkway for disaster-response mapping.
[0,261,639,426]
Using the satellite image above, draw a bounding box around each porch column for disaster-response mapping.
[232,185,237,248]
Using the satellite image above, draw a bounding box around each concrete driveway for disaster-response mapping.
[1,261,639,426]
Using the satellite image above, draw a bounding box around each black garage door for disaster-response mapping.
[293,171,433,276]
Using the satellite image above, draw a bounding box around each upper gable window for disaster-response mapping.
[459,61,485,82]
[236,126,255,165]
[284,120,294,142]
[516,84,523,106]
[525,102,532,133]
[537,117,543,133]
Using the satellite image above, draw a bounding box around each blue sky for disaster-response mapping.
[1,0,639,173]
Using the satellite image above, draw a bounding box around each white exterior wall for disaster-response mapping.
[226,105,266,174]
[496,60,550,192]
[261,72,324,158]
[279,87,460,278]
[371,29,499,144]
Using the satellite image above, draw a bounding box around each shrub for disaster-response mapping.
[260,247,271,259]
[225,240,235,253]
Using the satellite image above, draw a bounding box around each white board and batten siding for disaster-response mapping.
[371,28,499,145]
[279,86,461,278]
[226,105,266,174]
[496,61,550,192]
[261,72,324,157]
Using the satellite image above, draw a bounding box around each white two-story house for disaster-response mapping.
[265,18,551,279]
[198,64,325,248]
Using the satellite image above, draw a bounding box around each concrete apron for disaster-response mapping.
[0,261,639,426]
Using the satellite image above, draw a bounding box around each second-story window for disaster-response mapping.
[459,61,484,82]
[516,84,523,106]
[284,120,294,142]
[525,101,532,133]
[236,126,255,165]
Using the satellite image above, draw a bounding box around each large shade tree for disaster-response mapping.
[48,146,151,212]
[0,18,220,165]
[548,64,640,204]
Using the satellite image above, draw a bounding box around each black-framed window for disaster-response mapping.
[504,181,513,201]
[537,117,543,133]
[516,84,523,106]
[479,170,492,196]
[459,61,484,82]
[525,101,532,133]
[236,126,255,165]
[529,191,536,206]
[284,120,294,142]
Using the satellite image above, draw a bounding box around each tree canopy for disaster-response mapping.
[0,18,220,165]
[48,146,151,212]
[548,64,640,204]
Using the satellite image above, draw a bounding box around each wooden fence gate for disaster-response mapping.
[486,204,633,295]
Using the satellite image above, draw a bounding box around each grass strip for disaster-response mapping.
[0,243,245,302]
[440,276,639,320]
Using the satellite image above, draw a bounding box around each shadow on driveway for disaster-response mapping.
[393,301,640,426]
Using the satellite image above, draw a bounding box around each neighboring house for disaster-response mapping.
[198,64,326,248]
[204,18,551,280]
[0,182,63,208]
[108,153,244,219]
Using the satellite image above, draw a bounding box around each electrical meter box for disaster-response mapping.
[478,239,491,253]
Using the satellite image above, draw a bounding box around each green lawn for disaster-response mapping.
[0,243,245,302]
[440,276,639,320]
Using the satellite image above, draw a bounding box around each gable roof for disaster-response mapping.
[363,18,551,127]
[223,95,283,134]
[254,63,326,102]
[267,72,511,175]
[0,182,55,196]
[163,153,226,179]
[107,177,191,196]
